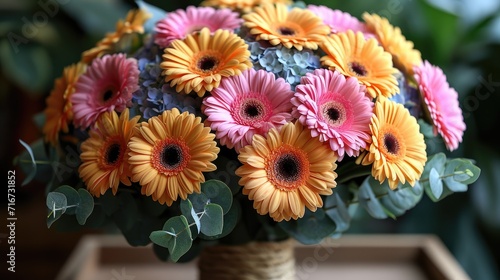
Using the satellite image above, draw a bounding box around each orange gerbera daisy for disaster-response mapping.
[363,13,422,75]
[82,9,151,63]
[201,0,292,13]
[236,121,338,222]
[79,109,139,197]
[320,30,399,99]
[242,3,330,50]
[161,28,252,97]
[43,62,87,146]
[128,108,219,206]
[357,97,427,189]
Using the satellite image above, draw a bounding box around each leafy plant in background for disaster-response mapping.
[9,0,489,274]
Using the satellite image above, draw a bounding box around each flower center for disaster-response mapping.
[278,27,296,36]
[99,138,124,169]
[378,126,406,162]
[153,139,191,175]
[197,56,218,72]
[349,62,368,76]
[266,145,309,191]
[320,100,347,127]
[233,95,272,128]
[383,134,399,155]
[105,143,121,164]
[103,90,114,102]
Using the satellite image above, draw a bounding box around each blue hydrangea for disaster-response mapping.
[390,72,421,118]
[247,41,321,90]
[131,44,202,120]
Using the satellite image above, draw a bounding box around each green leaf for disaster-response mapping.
[188,192,209,212]
[161,215,193,262]
[46,192,67,228]
[358,177,388,219]
[451,159,481,185]
[53,185,80,215]
[199,199,241,240]
[200,180,233,214]
[150,231,173,248]
[180,199,200,237]
[200,203,224,237]
[279,208,337,245]
[76,189,94,225]
[429,168,444,199]
[18,139,37,186]
[418,119,435,138]
[324,192,350,232]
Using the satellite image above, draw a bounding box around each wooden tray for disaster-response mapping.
[56,234,470,280]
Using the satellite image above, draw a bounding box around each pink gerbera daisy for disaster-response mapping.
[71,53,139,129]
[154,6,242,48]
[307,5,374,39]
[413,61,465,151]
[203,68,294,152]
[292,69,373,160]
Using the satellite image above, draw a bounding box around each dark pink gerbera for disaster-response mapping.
[71,53,139,129]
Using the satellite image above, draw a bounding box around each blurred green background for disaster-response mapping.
[1,0,499,279]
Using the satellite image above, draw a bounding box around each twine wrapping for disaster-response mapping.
[198,239,296,280]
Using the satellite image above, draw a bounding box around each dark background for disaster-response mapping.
[1,0,499,279]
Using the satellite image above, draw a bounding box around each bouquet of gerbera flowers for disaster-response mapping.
[17,0,481,267]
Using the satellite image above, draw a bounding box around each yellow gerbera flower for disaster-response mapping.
[43,62,87,146]
[363,13,422,75]
[320,30,399,99]
[79,109,139,197]
[201,0,292,13]
[128,108,220,206]
[161,28,252,97]
[82,9,151,63]
[357,97,427,189]
[242,3,330,50]
[236,121,338,222]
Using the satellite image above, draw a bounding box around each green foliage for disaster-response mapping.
[324,191,351,233]
[150,180,236,261]
[421,153,481,201]
[279,208,337,245]
[150,216,193,262]
[46,185,94,228]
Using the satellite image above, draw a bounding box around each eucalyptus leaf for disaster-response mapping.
[53,185,80,215]
[200,180,233,214]
[199,199,241,240]
[358,177,388,219]
[46,192,67,228]
[324,192,350,232]
[150,231,173,248]
[200,203,224,237]
[279,208,336,245]
[180,199,200,237]
[76,188,94,225]
[160,215,193,262]
[429,168,444,199]
[18,139,36,186]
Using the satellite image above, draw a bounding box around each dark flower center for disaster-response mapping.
[349,62,368,76]
[161,144,183,168]
[105,143,121,165]
[244,103,262,118]
[103,90,114,102]
[275,154,301,182]
[278,27,296,36]
[384,134,399,154]
[327,108,340,121]
[198,56,218,71]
